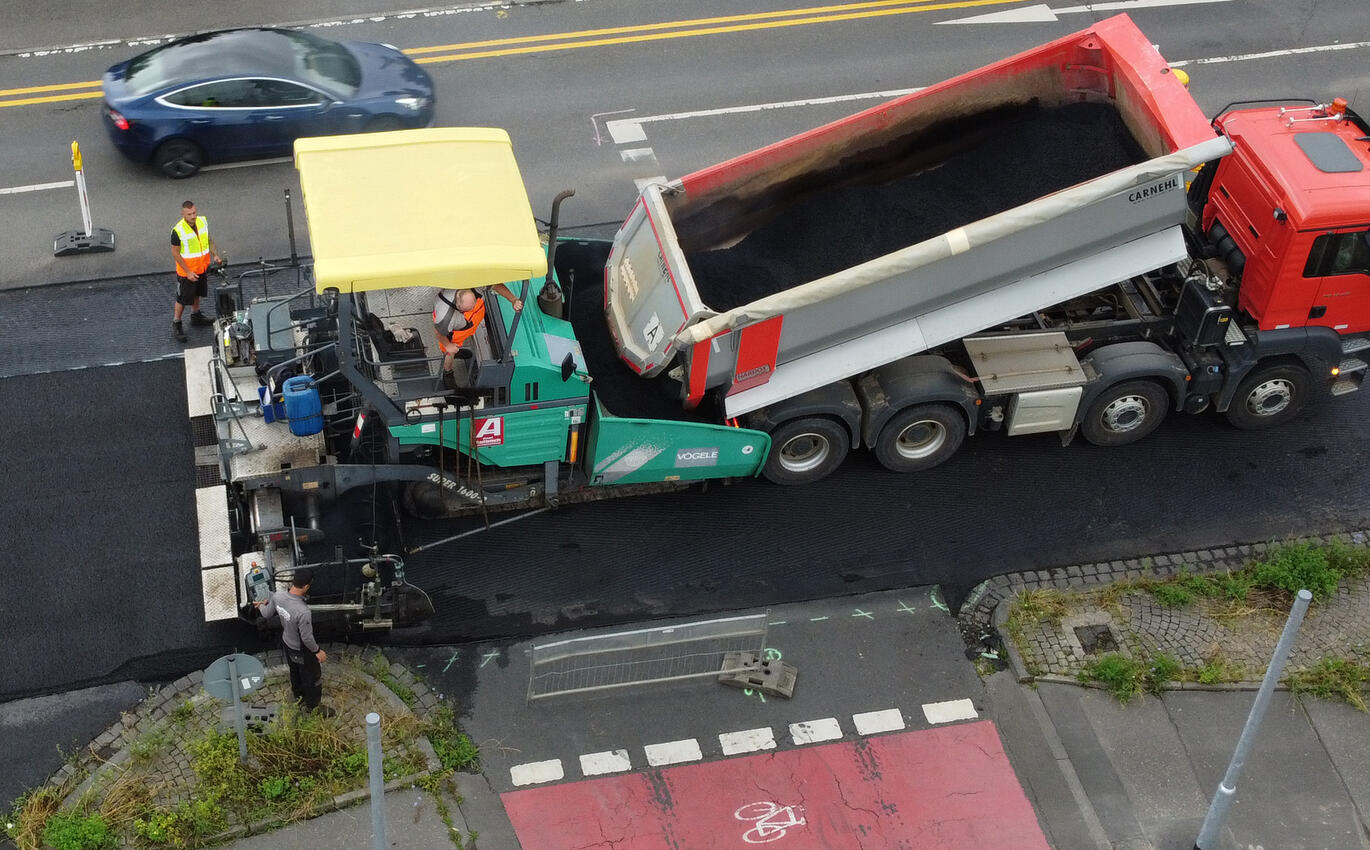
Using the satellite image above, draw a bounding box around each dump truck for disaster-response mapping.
[186,14,1369,628]
[605,13,1370,484]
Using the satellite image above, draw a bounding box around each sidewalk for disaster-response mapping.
[10,534,1369,850]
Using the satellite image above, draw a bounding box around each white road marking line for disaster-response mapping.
[644,738,703,766]
[579,749,632,776]
[789,718,842,745]
[510,759,564,786]
[852,708,904,735]
[922,698,978,724]
[1170,40,1370,67]
[719,727,776,755]
[606,88,921,144]
[619,147,657,163]
[0,180,73,195]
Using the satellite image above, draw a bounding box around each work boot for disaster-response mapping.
[189,311,214,327]
[172,320,188,343]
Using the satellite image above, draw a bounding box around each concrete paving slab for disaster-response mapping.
[1037,683,1148,848]
[1079,689,1208,850]
[1301,699,1370,832]
[1167,691,1364,850]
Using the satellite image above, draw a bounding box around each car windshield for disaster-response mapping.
[124,29,360,97]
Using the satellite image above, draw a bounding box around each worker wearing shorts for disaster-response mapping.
[171,200,222,342]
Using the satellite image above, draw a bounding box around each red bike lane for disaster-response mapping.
[502,720,1048,848]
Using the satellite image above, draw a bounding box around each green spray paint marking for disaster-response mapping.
[929,586,950,613]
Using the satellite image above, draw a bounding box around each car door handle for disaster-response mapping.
[263,115,285,121]
[190,118,212,124]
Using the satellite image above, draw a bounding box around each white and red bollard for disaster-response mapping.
[53,140,116,256]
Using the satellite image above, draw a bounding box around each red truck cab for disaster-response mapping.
[1202,99,1370,334]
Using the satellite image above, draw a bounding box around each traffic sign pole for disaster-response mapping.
[228,654,249,763]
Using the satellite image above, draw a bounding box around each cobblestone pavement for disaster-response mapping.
[958,530,1370,684]
[36,645,451,846]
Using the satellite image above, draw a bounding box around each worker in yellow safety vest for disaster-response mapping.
[170,200,222,342]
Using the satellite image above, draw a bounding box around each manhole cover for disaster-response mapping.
[1073,624,1118,655]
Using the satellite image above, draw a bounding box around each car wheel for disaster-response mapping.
[1081,380,1169,447]
[761,417,849,486]
[873,403,966,472]
[365,116,407,133]
[1225,362,1311,430]
[154,139,204,179]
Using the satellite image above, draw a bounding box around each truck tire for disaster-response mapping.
[1225,363,1310,430]
[1080,380,1169,447]
[873,403,966,473]
[762,417,849,485]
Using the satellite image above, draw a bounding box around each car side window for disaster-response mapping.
[164,80,258,109]
[251,79,329,107]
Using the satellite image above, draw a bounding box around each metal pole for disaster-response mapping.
[72,142,93,236]
[227,654,249,763]
[1194,588,1312,850]
[366,712,388,850]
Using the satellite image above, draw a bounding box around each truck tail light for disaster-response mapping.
[107,108,129,131]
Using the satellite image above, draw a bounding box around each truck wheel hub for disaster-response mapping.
[895,420,946,459]
[1246,380,1291,416]
[1101,396,1149,432]
[779,433,830,472]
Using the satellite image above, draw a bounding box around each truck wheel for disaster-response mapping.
[1225,363,1310,430]
[1081,380,1169,447]
[762,417,849,485]
[873,403,966,473]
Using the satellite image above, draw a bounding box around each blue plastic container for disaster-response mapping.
[282,376,323,436]
[256,385,286,423]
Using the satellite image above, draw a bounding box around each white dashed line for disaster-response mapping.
[579,749,632,776]
[510,759,563,787]
[719,727,776,755]
[852,709,905,735]
[922,698,978,724]
[644,739,703,767]
[789,718,842,745]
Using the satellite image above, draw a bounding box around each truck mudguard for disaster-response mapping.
[742,380,863,450]
[1079,341,1190,414]
[1214,326,1345,409]
[857,356,981,446]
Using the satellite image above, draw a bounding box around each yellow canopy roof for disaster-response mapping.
[294,128,547,293]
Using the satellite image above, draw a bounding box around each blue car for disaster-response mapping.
[102,28,435,178]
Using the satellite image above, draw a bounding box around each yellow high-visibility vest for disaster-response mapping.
[174,216,210,274]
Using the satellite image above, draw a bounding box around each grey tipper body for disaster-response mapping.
[260,591,318,652]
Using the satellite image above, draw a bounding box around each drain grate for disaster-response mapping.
[1073,624,1118,655]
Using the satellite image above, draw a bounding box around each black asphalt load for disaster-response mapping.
[687,101,1146,311]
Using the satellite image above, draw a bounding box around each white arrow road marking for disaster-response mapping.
[940,0,1233,25]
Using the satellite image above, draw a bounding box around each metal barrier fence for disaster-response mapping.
[528,614,769,700]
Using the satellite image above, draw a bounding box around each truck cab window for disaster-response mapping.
[1304,230,1370,277]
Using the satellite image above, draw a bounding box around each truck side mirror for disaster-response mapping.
[561,352,577,382]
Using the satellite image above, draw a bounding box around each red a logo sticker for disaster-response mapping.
[473,416,504,447]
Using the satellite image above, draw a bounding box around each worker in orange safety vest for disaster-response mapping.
[170,200,222,342]
[432,285,523,378]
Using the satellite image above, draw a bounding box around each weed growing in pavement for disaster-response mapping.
[1250,542,1342,599]
[426,705,481,772]
[1077,651,1181,702]
[364,652,418,707]
[169,699,196,725]
[1288,657,1370,713]
[37,810,117,850]
[133,798,226,848]
[1004,589,1067,639]
[6,787,62,850]
[129,726,171,763]
[1195,650,1246,685]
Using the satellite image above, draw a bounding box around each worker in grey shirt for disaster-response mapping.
[255,567,334,717]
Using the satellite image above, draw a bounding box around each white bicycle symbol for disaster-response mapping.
[734,801,807,844]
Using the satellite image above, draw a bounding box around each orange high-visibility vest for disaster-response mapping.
[173,216,210,275]
[435,295,485,352]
